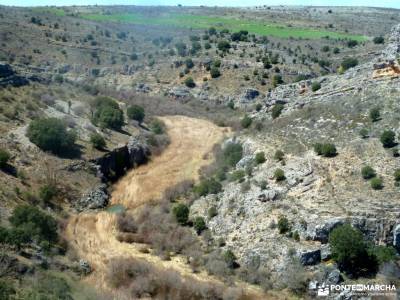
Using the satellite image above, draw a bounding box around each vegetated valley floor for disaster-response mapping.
[66,116,267,298]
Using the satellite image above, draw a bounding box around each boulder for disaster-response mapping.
[314,218,345,243]
[257,190,277,202]
[0,63,15,78]
[320,244,332,261]
[76,184,109,211]
[326,268,342,285]
[79,259,92,275]
[169,86,191,98]
[298,249,321,266]
[136,83,151,93]
[57,64,71,74]
[239,88,260,103]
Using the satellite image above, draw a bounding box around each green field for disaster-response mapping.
[33,7,66,16]
[82,12,367,41]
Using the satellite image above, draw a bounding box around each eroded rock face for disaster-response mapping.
[0,63,29,87]
[0,63,14,77]
[298,249,321,266]
[382,24,400,60]
[92,136,150,181]
[393,224,400,252]
[168,86,191,99]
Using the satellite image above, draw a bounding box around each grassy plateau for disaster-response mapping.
[80,12,367,40]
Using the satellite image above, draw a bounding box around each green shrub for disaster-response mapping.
[213,59,221,68]
[347,40,358,48]
[215,168,227,181]
[369,245,396,265]
[321,143,337,157]
[240,115,252,128]
[370,177,383,190]
[361,166,376,180]
[208,206,218,219]
[185,58,194,69]
[373,36,384,44]
[271,104,284,119]
[227,100,235,110]
[184,77,195,88]
[39,184,57,203]
[274,150,284,161]
[0,149,10,168]
[28,273,72,300]
[292,231,300,241]
[259,180,267,190]
[90,133,106,150]
[0,227,9,244]
[9,205,58,243]
[278,216,290,234]
[255,152,266,164]
[193,217,206,234]
[127,105,145,123]
[359,128,369,139]
[210,67,221,78]
[272,74,283,87]
[255,103,262,112]
[130,53,138,60]
[91,97,124,130]
[150,119,165,135]
[314,143,337,157]
[340,57,358,71]
[311,81,321,92]
[223,250,237,269]
[223,143,243,167]
[194,178,222,196]
[172,203,189,225]
[394,169,400,182]
[27,118,76,155]
[274,168,285,181]
[321,45,330,52]
[329,224,378,276]
[0,279,15,300]
[369,107,381,122]
[380,130,396,148]
[229,170,246,182]
[217,40,231,52]
[5,227,31,247]
[313,143,323,155]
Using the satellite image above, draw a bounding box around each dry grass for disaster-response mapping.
[110,115,229,209]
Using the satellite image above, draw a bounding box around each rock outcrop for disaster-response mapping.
[298,249,321,266]
[75,184,109,211]
[0,63,29,87]
[92,136,150,181]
